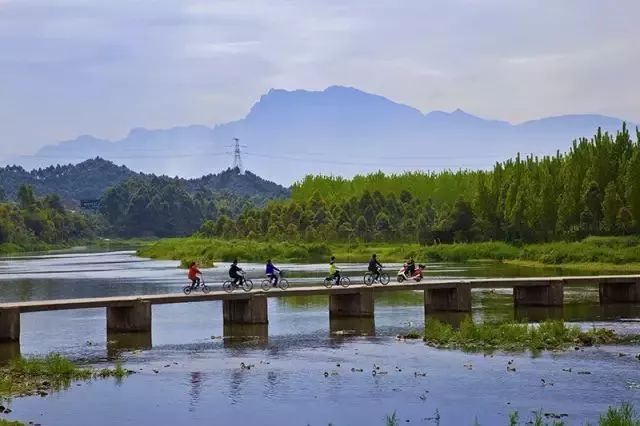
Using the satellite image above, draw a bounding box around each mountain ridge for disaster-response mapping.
[7,86,637,184]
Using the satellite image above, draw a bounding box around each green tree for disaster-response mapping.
[17,185,36,209]
[601,181,622,233]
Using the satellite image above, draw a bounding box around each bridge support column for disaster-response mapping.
[329,290,374,318]
[599,278,640,304]
[106,301,152,333]
[424,284,471,313]
[0,308,20,342]
[223,296,268,324]
[513,281,563,307]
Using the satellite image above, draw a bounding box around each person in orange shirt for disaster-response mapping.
[188,262,202,288]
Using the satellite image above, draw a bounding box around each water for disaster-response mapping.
[1,251,639,425]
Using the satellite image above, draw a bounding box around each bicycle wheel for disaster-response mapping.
[242,279,253,292]
[380,273,390,285]
[183,285,192,295]
[202,285,211,294]
[278,278,289,290]
[323,278,333,288]
[339,276,351,287]
[261,279,271,292]
[363,272,374,286]
[223,280,234,293]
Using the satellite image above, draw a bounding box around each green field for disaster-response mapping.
[138,235,640,272]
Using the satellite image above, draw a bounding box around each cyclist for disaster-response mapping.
[368,254,383,282]
[266,259,281,287]
[406,256,416,277]
[229,259,243,287]
[188,262,202,288]
[329,256,341,285]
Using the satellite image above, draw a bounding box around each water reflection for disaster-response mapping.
[426,311,469,328]
[223,324,269,349]
[329,317,375,337]
[188,372,205,412]
[514,306,564,322]
[0,342,20,364]
[106,331,152,358]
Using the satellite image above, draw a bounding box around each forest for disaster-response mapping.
[99,176,262,237]
[201,125,640,244]
[0,185,95,253]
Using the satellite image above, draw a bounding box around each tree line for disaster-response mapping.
[0,185,94,251]
[200,125,640,244]
[99,176,264,237]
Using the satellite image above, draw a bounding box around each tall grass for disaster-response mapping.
[139,236,640,270]
[423,317,620,352]
[599,402,640,426]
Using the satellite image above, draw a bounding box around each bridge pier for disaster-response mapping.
[223,296,268,324]
[0,308,20,342]
[329,290,374,318]
[599,278,640,304]
[424,284,471,312]
[513,281,563,307]
[106,301,152,333]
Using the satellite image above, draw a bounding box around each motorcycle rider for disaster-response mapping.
[406,256,416,277]
[368,254,383,282]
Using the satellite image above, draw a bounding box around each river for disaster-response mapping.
[0,251,639,425]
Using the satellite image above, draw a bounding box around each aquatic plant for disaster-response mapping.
[385,411,398,426]
[0,353,131,399]
[423,317,625,352]
[598,402,640,426]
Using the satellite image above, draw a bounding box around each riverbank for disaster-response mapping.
[0,238,152,256]
[138,236,640,272]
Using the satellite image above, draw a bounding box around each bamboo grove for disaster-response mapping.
[200,125,640,244]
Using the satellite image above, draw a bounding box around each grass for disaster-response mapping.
[381,403,640,425]
[0,353,131,399]
[138,236,640,272]
[0,420,25,426]
[423,236,640,268]
[138,237,422,266]
[423,317,626,353]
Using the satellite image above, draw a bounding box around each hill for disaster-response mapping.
[0,158,289,205]
[9,86,637,184]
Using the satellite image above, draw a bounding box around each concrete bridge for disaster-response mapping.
[0,275,639,343]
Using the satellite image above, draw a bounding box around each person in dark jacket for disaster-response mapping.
[368,254,383,281]
[229,259,243,287]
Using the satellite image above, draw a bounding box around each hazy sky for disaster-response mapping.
[1,0,638,157]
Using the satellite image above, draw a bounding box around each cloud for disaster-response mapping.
[0,0,639,160]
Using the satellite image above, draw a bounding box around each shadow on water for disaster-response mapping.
[329,317,376,338]
[223,324,269,349]
[0,342,20,365]
[107,331,152,359]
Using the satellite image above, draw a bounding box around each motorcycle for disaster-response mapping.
[397,263,426,283]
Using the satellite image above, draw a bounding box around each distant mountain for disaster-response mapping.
[0,158,289,205]
[9,86,637,184]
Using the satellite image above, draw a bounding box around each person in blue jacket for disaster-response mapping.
[266,259,281,286]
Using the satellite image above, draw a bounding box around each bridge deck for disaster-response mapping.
[1,275,638,314]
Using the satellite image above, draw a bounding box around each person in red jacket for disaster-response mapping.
[188,262,202,288]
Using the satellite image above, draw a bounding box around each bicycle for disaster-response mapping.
[261,270,289,291]
[183,278,211,295]
[323,273,351,288]
[364,267,390,286]
[223,272,253,293]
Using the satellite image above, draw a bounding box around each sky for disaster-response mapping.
[0,0,639,158]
